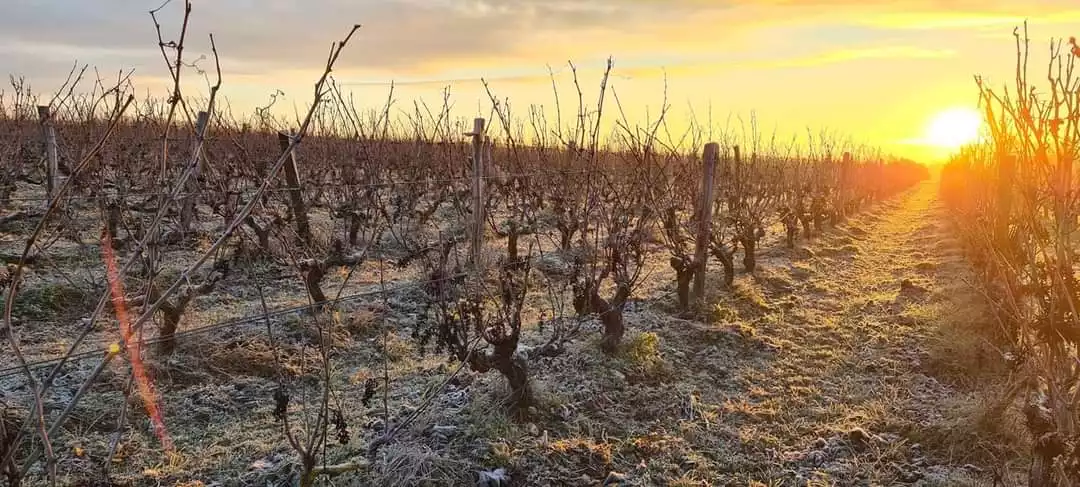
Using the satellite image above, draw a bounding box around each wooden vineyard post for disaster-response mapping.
[840,151,852,220]
[693,142,719,304]
[37,106,61,207]
[1058,155,1074,252]
[484,135,493,173]
[467,118,486,270]
[730,144,741,216]
[278,131,313,246]
[180,111,210,235]
[995,152,1015,247]
[873,159,884,202]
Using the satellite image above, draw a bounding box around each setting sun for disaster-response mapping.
[924,108,984,149]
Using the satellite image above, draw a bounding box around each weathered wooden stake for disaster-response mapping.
[995,152,1014,246]
[483,136,493,171]
[180,111,210,235]
[278,131,313,246]
[37,106,60,207]
[840,151,852,219]
[693,142,719,303]
[468,118,486,270]
[1059,155,1073,251]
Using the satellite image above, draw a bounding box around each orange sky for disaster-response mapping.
[4,1,1080,162]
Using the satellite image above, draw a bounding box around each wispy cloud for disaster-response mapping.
[606,45,956,81]
[782,46,957,66]
[0,0,1068,82]
[1,0,1076,160]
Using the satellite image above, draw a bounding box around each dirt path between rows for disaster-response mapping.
[653,177,1019,485]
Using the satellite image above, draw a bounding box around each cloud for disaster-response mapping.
[2,0,1076,162]
[0,0,1070,86]
[782,46,957,66]
[0,1,682,74]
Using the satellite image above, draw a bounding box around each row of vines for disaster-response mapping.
[0,3,928,485]
[942,25,1080,486]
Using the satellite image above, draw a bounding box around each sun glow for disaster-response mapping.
[924,107,984,149]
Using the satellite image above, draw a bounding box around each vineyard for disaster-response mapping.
[941,25,1080,487]
[0,4,1039,487]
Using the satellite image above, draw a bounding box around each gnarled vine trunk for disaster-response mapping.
[575,283,628,354]
[739,231,757,273]
[669,256,695,311]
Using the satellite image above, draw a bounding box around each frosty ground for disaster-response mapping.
[0,174,1024,486]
